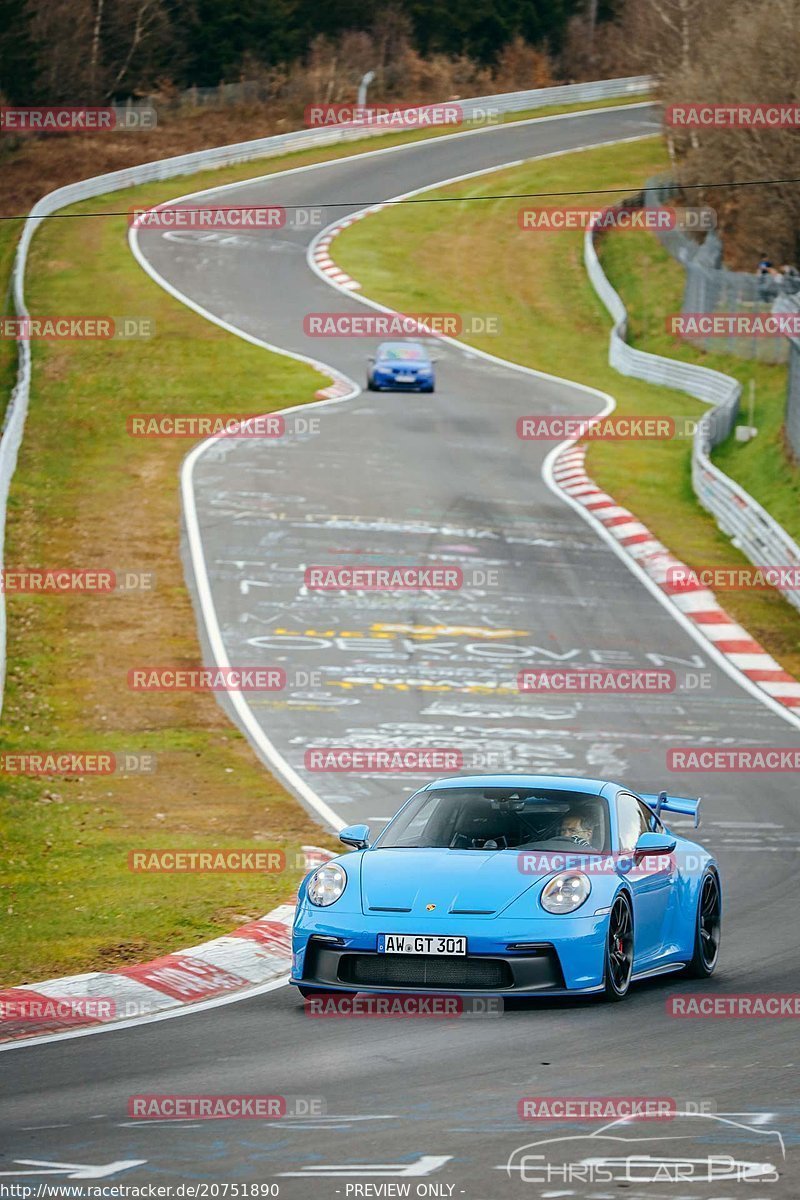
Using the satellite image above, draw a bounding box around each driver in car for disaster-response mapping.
[560,809,595,847]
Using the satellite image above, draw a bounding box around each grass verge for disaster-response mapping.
[0,221,23,424]
[0,175,339,986]
[333,136,800,676]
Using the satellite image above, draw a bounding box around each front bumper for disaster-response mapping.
[372,371,433,391]
[291,910,608,993]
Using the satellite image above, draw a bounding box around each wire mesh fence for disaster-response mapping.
[782,300,800,460]
[645,177,798,364]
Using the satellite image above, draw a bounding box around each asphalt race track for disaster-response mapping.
[2,104,799,1197]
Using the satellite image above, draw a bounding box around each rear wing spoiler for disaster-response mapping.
[640,791,701,828]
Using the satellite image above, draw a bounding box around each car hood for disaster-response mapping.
[359,847,545,917]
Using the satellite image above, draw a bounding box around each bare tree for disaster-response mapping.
[105,0,172,97]
[90,0,104,99]
[26,0,174,102]
[27,0,94,101]
[648,0,704,75]
[562,0,735,81]
[663,0,800,266]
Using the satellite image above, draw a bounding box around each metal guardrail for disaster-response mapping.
[0,75,653,715]
[777,295,800,461]
[585,216,800,613]
[789,337,800,459]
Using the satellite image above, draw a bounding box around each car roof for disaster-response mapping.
[376,340,428,353]
[420,773,622,796]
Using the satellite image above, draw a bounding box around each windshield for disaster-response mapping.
[377,787,610,852]
[378,342,427,361]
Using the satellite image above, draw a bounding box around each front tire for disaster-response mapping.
[684,870,721,978]
[602,893,634,1001]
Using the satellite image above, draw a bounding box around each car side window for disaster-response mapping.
[390,793,439,844]
[638,800,664,833]
[616,792,648,853]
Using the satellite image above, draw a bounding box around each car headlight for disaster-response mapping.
[307,863,347,907]
[540,871,591,914]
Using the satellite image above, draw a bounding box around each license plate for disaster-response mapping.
[378,934,467,956]
[394,373,415,383]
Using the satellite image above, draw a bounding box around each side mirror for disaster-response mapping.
[339,822,370,850]
[367,355,376,362]
[633,831,677,859]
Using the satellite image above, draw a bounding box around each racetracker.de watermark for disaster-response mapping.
[0,996,117,1022]
[305,565,461,590]
[1,751,156,775]
[518,206,715,232]
[128,1095,325,1119]
[0,317,154,340]
[668,312,800,338]
[127,413,319,438]
[129,205,325,231]
[667,564,800,591]
[0,105,157,131]
[128,667,286,691]
[128,414,282,438]
[518,1097,677,1120]
[128,849,285,872]
[304,748,462,772]
[304,994,503,1017]
[665,102,800,128]
[668,994,800,1017]
[0,569,153,593]
[519,668,677,693]
[516,851,693,877]
[304,102,468,127]
[305,564,500,590]
[517,415,676,440]
[667,746,800,771]
[303,312,500,336]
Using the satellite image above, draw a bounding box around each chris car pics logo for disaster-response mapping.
[505,1112,785,1185]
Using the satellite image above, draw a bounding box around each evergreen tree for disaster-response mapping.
[0,0,40,103]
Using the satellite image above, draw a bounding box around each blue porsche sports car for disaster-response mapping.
[366,340,435,392]
[290,774,721,1002]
